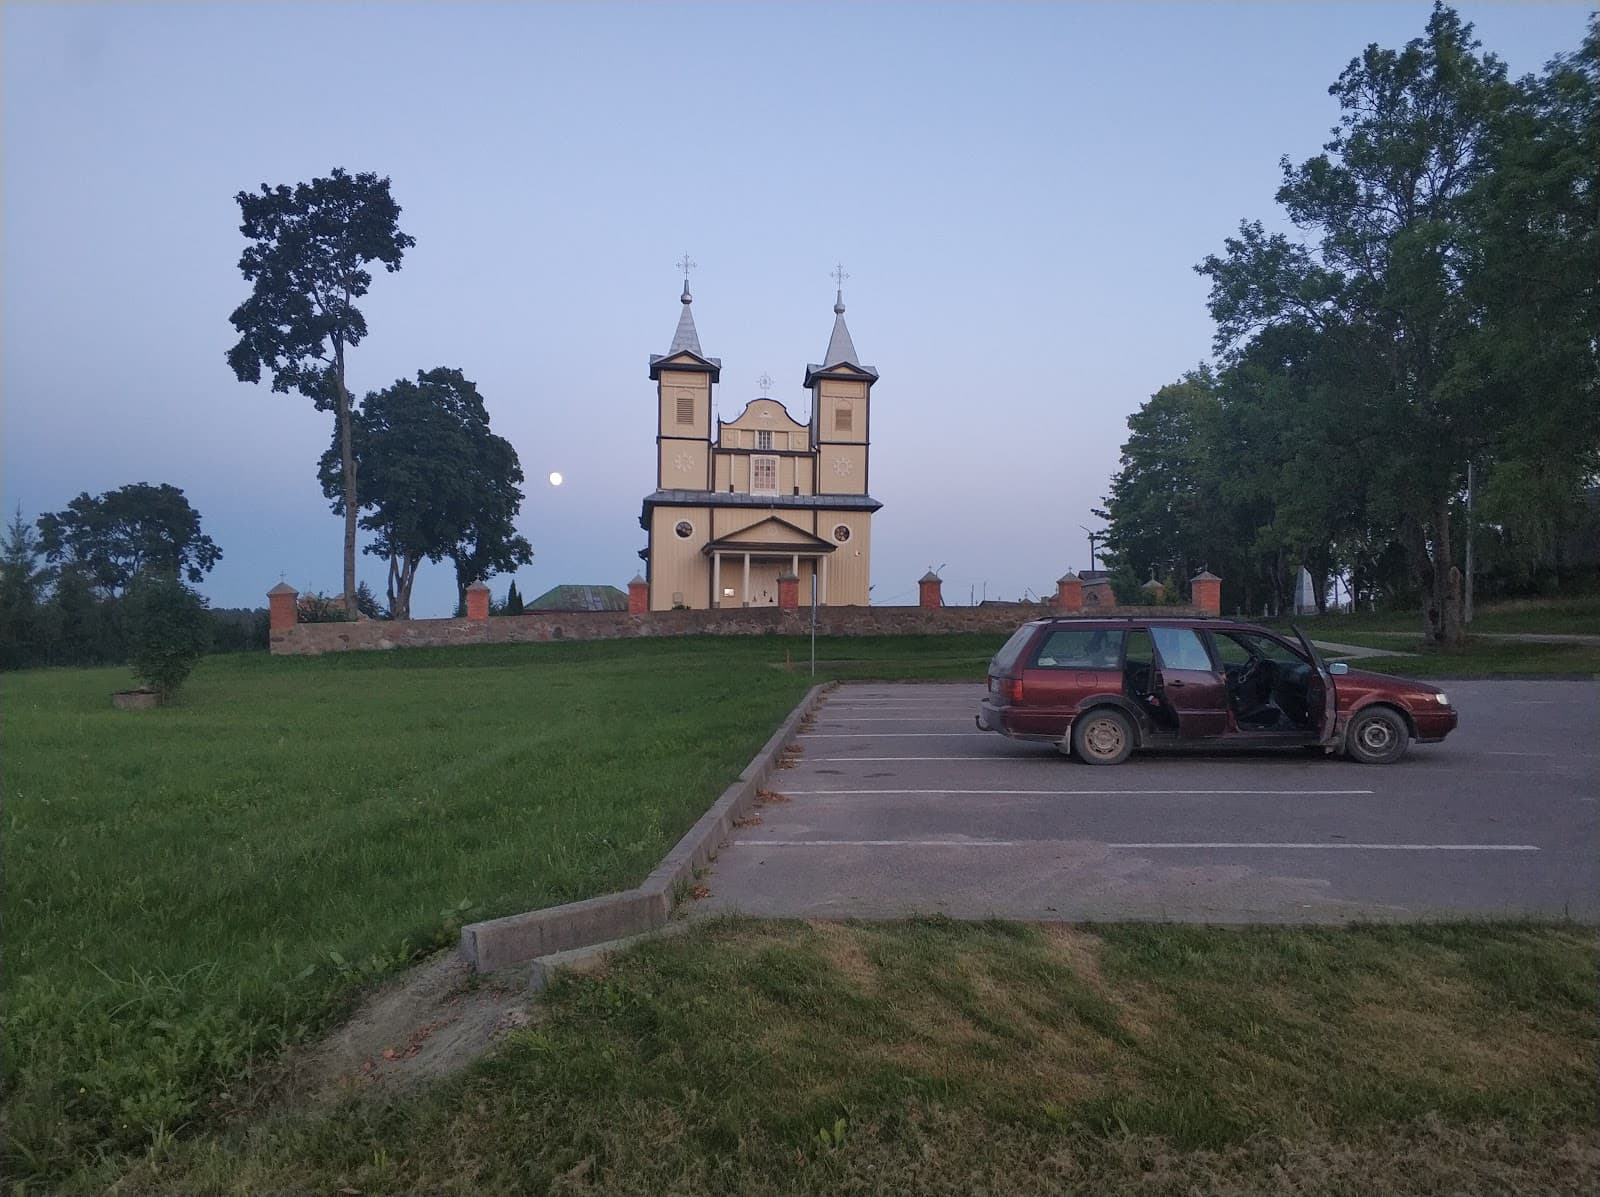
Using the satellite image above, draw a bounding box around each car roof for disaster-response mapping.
[1024,615,1281,635]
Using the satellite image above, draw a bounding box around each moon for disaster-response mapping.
[548,471,563,487]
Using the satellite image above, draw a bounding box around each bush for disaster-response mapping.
[125,573,210,700]
[297,591,354,623]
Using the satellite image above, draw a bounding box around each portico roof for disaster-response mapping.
[702,516,836,556]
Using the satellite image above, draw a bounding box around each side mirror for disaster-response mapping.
[1328,662,1350,676]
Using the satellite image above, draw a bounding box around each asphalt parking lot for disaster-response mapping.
[702,679,1599,922]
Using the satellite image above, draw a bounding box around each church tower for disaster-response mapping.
[649,273,720,492]
[804,271,878,498]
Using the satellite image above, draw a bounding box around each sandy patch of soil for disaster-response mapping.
[285,952,535,1101]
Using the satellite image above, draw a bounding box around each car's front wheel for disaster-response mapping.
[1345,707,1409,765]
[1072,709,1134,766]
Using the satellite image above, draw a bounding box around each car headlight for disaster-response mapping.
[1434,692,1450,706]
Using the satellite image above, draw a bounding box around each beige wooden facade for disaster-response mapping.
[640,285,881,610]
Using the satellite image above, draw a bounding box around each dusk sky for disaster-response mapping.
[3,2,1590,616]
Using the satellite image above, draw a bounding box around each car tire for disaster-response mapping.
[1072,709,1134,766]
[1345,707,1409,765]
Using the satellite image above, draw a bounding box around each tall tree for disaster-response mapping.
[320,368,532,619]
[37,483,221,597]
[226,168,415,611]
[1198,4,1509,643]
[0,507,48,669]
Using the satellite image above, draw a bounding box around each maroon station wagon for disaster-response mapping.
[978,617,1457,765]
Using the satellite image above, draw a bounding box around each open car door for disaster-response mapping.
[1290,623,1338,745]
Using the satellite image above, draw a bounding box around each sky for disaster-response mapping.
[3,1,1591,615]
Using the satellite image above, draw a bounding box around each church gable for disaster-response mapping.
[707,516,833,553]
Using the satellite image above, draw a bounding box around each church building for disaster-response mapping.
[638,277,881,610]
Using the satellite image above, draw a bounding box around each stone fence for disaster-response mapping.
[267,570,1220,657]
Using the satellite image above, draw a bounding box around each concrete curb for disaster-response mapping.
[459,683,829,974]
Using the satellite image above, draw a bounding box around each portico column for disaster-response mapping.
[820,554,828,606]
[792,553,799,577]
[712,551,721,608]
[743,553,751,607]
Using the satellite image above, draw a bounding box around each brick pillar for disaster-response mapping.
[918,570,943,609]
[465,581,490,621]
[268,582,298,632]
[1191,569,1222,616]
[777,572,800,610]
[1055,571,1082,613]
[628,574,648,615]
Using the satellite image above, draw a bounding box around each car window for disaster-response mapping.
[1032,628,1125,669]
[990,624,1039,674]
[1150,626,1215,672]
[1238,632,1306,665]
[1212,634,1253,666]
[1125,628,1154,668]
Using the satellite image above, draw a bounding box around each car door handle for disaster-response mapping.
[1167,679,1185,688]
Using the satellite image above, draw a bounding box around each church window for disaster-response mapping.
[675,392,694,425]
[756,430,773,450]
[833,524,851,543]
[752,455,778,494]
[835,400,853,433]
[674,520,694,539]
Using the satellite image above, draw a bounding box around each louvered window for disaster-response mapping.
[752,455,778,494]
[835,401,853,433]
[676,392,694,425]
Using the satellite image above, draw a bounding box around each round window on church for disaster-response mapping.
[833,524,851,543]
[674,520,694,539]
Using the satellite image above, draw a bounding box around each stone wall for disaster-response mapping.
[271,601,1202,656]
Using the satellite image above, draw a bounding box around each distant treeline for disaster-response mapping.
[0,486,262,671]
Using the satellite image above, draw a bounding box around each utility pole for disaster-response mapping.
[1079,525,1103,572]
[1464,461,1475,625]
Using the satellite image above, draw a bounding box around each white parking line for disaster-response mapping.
[815,717,983,722]
[803,732,994,738]
[734,840,1539,851]
[815,756,1039,762]
[783,788,1377,796]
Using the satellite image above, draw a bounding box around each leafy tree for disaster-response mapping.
[37,483,221,597]
[51,564,120,666]
[125,572,210,701]
[0,507,48,669]
[1198,3,1510,643]
[354,580,388,620]
[319,367,532,619]
[226,168,415,612]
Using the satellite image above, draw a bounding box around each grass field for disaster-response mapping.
[1284,593,1600,638]
[119,918,1599,1195]
[5,623,1594,1191]
[0,634,1002,1187]
[1323,637,1600,677]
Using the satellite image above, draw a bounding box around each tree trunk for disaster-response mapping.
[1417,501,1464,646]
[386,552,420,621]
[335,343,358,614]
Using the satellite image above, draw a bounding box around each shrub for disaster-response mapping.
[125,572,210,700]
[297,590,354,623]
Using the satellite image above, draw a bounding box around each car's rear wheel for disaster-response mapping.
[1345,707,1409,765]
[1072,709,1134,766]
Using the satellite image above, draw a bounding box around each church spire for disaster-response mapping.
[821,262,860,367]
[669,278,703,356]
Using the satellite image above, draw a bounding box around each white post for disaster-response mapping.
[1464,460,1475,625]
[743,553,751,607]
[820,554,829,606]
[712,552,721,608]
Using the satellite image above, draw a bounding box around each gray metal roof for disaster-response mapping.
[640,488,882,527]
[669,282,703,356]
[823,297,859,368]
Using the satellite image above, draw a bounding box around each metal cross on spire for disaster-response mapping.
[831,262,849,288]
[757,371,774,396]
[677,253,696,282]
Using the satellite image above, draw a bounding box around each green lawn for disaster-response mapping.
[1287,593,1600,638]
[0,634,1004,1188]
[1317,636,1600,677]
[122,918,1599,1196]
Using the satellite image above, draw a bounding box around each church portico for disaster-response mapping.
[639,264,882,611]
